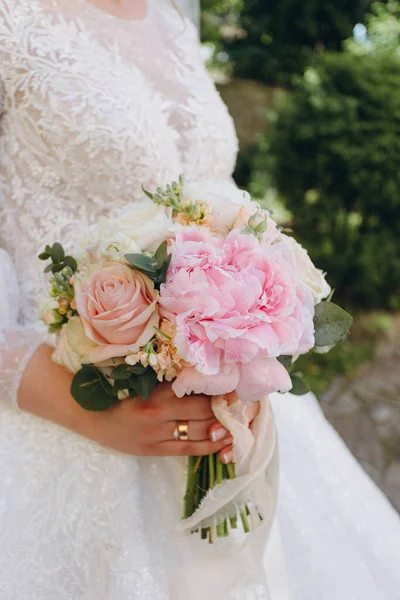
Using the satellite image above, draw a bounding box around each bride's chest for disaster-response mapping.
[4,9,238,196]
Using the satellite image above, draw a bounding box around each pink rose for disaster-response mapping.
[160,227,315,402]
[75,263,159,363]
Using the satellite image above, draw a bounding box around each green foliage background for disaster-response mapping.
[201,0,400,393]
[201,0,400,311]
[268,51,400,310]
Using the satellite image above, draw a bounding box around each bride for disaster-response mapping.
[1,0,400,598]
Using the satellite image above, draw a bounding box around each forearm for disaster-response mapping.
[17,343,91,435]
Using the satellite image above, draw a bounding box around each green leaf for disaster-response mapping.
[142,185,154,201]
[38,252,50,260]
[44,264,54,273]
[112,362,148,381]
[112,364,134,380]
[132,368,158,400]
[70,365,119,411]
[290,373,310,396]
[153,241,168,270]
[51,264,65,273]
[51,242,65,264]
[129,363,148,375]
[313,344,336,355]
[155,253,172,286]
[45,245,52,254]
[63,255,78,273]
[113,379,132,392]
[125,253,157,273]
[314,302,353,347]
[98,372,119,397]
[278,355,292,370]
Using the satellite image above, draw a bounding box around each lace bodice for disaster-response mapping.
[0,0,238,325]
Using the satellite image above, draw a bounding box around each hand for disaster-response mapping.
[214,392,260,465]
[19,344,259,462]
[85,381,235,459]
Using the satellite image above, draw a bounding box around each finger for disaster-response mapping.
[158,418,218,442]
[156,435,234,458]
[245,401,260,425]
[164,393,214,421]
[208,421,230,442]
[220,444,234,465]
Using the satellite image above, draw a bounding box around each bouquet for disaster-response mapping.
[39,177,352,543]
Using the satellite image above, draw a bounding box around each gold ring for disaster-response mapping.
[174,421,189,441]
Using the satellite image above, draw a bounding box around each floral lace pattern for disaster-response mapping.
[3,2,400,599]
[0,1,274,599]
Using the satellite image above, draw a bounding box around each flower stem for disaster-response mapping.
[217,520,225,538]
[194,460,201,509]
[240,508,251,533]
[216,453,223,485]
[209,526,215,544]
[183,455,198,518]
[226,462,236,480]
[223,518,229,537]
[208,453,215,489]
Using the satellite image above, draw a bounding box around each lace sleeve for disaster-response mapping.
[0,249,46,409]
[0,3,46,410]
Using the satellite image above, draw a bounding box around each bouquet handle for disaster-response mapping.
[178,396,278,533]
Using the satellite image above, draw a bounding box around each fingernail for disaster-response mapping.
[211,427,228,442]
[222,450,234,464]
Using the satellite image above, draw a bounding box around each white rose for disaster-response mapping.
[52,316,98,373]
[182,181,258,230]
[98,233,141,264]
[289,238,331,304]
[39,297,59,326]
[114,200,173,252]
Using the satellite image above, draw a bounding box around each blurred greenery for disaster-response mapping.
[267,51,400,311]
[225,0,370,86]
[201,0,400,393]
[202,0,371,84]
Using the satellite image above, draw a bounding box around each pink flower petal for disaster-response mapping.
[236,358,292,403]
[172,363,240,398]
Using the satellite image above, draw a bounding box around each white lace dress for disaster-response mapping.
[1,1,400,599]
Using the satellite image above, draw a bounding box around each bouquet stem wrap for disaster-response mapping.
[180,395,278,535]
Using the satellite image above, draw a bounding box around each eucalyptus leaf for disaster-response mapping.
[51,264,65,273]
[132,368,158,400]
[63,255,78,273]
[314,302,353,347]
[38,252,50,261]
[156,253,172,286]
[313,344,336,355]
[113,379,133,392]
[111,362,147,380]
[278,355,293,370]
[290,373,310,396]
[153,241,168,270]
[71,365,119,411]
[98,373,120,397]
[125,253,157,273]
[129,363,147,375]
[112,364,134,380]
[51,242,65,264]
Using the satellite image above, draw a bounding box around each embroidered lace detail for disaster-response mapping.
[0,2,273,599]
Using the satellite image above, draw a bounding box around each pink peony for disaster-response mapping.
[75,263,159,363]
[160,227,315,402]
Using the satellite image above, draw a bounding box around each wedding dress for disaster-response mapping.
[1,1,400,599]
